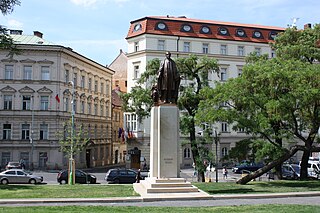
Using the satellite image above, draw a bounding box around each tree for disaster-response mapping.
[57,119,90,185]
[0,0,21,57]
[122,54,219,182]
[196,24,320,183]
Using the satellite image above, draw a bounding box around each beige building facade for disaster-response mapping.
[0,31,114,170]
[125,16,285,168]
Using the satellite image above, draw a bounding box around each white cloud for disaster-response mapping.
[70,0,97,7]
[7,19,23,29]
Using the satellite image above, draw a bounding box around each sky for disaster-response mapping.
[1,0,320,66]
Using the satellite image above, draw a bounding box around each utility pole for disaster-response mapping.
[214,128,219,183]
[30,95,34,170]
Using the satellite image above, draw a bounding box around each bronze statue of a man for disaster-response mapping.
[157,52,180,104]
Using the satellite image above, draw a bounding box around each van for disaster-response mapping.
[299,161,320,179]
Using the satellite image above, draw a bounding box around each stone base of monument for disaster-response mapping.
[133,177,211,198]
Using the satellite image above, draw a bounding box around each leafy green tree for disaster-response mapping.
[0,0,21,57]
[196,25,320,183]
[122,54,219,182]
[57,120,90,184]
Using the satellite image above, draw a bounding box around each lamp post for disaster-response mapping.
[214,128,219,183]
[68,81,75,185]
[30,95,34,170]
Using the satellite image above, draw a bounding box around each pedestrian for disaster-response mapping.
[136,169,142,183]
[223,166,228,179]
[19,159,25,170]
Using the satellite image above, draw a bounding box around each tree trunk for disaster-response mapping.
[300,147,311,180]
[236,146,300,184]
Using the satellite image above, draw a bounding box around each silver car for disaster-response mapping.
[0,169,43,184]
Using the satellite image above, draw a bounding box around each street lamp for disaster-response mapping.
[214,128,220,183]
[30,95,34,170]
[68,81,75,185]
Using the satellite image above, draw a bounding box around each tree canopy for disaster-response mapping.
[196,24,320,183]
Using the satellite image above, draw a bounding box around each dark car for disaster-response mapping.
[57,169,96,184]
[5,162,22,170]
[232,162,264,174]
[282,164,300,180]
[105,168,145,184]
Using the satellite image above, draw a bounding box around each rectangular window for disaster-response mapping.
[3,124,12,140]
[255,47,261,56]
[22,95,31,110]
[238,46,244,56]
[134,65,139,79]
[106,82,110,96]
[100,104,104,116]
[65,70,69,83]
[220,45,227,55]
[94,104,98,115]
[1,152,10,166]
[4,95,12,110]
[221,122,228,132]
[158,40,165,50]
[134,41,139,52]
[23,65,32,80]
[5,65,13,80]
[81,100,85,114]
[100,83,104,94]
[81,75,85,88]
[183,42,190,52]
[41,66,50,80]
[88,78,92,91]
[73,73,77,87]
[65,97,69,112]
[40,96,49,110]
[40,124,48,140]
[202,43,209,54]
[220,68,227,81]
[124,113,137,132]
[88,103,92,115]
[21,124,30,140]
[94,80,98,92]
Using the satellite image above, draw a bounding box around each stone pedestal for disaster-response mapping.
[134,105,210,198]
[150,105,180,178]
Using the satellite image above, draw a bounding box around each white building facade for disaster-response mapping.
[0,31,114,170]
[125,16,285,168]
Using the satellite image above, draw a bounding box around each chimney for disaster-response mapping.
[33,31,43,38]
[10,30,23,35]
[304,23,312,29]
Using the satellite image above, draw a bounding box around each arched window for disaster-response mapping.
[184,148,191,158]
[222,147,228,157]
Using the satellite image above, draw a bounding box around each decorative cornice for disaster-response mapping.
[0,85,17,93]
[20,58,36,64]
[37,59,54,64]
[37,86,53,93]
[19,86,35,93]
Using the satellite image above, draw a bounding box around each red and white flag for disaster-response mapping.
[55,94,60,103]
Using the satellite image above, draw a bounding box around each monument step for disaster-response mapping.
[146,186,199,193]
[146,178,187,183]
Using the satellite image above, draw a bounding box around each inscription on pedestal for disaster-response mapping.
[164,157,173,164]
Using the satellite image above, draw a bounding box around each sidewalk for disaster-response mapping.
[1,191,320,205]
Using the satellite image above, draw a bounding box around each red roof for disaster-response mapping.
[126,16,285,44]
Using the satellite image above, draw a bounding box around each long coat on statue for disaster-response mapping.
[157,58,179,102]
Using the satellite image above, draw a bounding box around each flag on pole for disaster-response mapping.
[55,94,60,103]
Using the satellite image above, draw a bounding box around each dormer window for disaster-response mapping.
[181,24,193,32]
[252,30,263,39]
[155,22,168,30]
[269,31,278,40]
[218,27,229,36]
[200,25,211,34]
[133,23,142,32]
[236,28,247,37]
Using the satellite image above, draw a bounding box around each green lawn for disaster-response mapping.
[195,180,320,194]
[0,205,319,213]
[0,180,320,199]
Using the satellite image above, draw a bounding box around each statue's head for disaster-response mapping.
[165,51,171,59]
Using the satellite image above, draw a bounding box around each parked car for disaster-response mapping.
[5,162,22,170]
[0,169,43,184]
[232,162,264,174]
[282,164,300,180]
[105,168,146,184]
[57,169,97,184]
